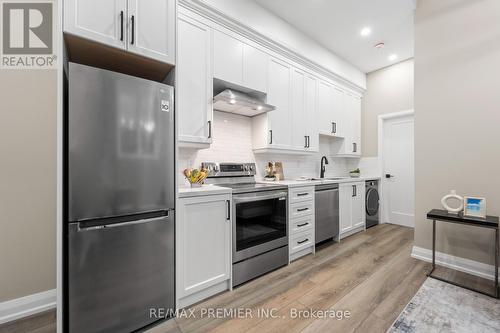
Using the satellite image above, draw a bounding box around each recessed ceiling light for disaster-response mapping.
[360,27,371,37]
[389,54,398,61]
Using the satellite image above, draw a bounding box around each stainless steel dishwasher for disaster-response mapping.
[315,183,339,244]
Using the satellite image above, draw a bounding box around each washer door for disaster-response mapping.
[366,188,380,216]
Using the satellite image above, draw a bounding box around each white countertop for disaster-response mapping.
[257,176,381,188]
[178,185,232,198]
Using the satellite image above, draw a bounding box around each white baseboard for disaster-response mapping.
[411,246,499,281]
[0,289,56,325]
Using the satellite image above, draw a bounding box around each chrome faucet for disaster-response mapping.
[320,156,329,178]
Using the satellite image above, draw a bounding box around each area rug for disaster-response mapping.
[388,278,500,333]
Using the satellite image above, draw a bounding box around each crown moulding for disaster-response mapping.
[178,0,366,94]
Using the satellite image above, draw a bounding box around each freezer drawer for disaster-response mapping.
[68,214,174,333]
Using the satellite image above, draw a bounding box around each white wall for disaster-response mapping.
[362,59,414,157]
[198,0,366,88]
[414,0,500,265]
[178,112,351,186]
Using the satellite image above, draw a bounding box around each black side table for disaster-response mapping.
[427,209,499,298]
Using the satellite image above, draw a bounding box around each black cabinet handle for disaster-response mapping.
[297,222,309,227]
[269,130,273,144]
[297,208,309,212]
[386,174,394,179]
[307,136,310,148]
[304,136,308,148]
[226,200,230,221]
[297,193,309,197]
[120,11,124,41]
[297,238,309,244]
[130,15,135,45]
[353,142,357,153]
[352,185,356,197]
[207,120,212,139]
[332,122,337,134]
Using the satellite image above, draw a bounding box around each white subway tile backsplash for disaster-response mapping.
[178,111,354,184]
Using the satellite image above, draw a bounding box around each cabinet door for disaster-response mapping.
[339,183,353,234]
[127,0,175,64]
[243,44,268,93]
[177,195,231,298]
[352,182,366,229]
[291,68,307,150]
[267,58,292,149]
[317,80,335,136]
[64,0,126,49]
[177,15,212,146]
[332,86,345,138]
[351,95,362,155]
[213,30,243,85]
[305,75,319,151]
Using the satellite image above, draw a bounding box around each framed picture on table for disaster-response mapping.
[463,196,486,218]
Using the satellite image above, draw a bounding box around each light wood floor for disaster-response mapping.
[1,224,436,333]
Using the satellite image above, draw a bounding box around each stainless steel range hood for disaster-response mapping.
[213,89,276,117]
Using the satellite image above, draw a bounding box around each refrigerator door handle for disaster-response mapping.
[77,213,169,231]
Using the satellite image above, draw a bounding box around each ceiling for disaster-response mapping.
[254,0,415,73]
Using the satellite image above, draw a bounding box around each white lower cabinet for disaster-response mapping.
[288,186,315,261]
[339,182,366,238]
[177,193,232,308]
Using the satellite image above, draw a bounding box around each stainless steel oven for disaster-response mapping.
[202,162,289,287]
[232,190,288,262]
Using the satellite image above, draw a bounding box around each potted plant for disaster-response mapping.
[349,168,361,178]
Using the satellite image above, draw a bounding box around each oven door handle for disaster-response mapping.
[233,192,287,203]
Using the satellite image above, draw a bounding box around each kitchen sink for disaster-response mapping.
[311,177,348,181]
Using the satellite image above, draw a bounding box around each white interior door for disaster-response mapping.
[382,114,414,227]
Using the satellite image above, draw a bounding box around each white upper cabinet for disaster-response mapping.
[338,92,362,156]
[266,58,293,149]
[243,44,268,93]
[305,75,319,152]
[213,30,244,85]
[177,14,213,147]
[291,68,307,150]
[127,0,176,64]
[213,30,268,93]
[64,0,127,49]
[64,0,175,64]
[317,80,336,136]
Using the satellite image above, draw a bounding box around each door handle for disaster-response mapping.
[332,122,336,134]
[307,136,310,148]
[353,143,357,153]
[130,15,135,45]
[207,120,212,139]
[120,11,124,41]
[304,136,308,148]
[226,200,230,221]
[385,174,394,179]
[269,130,273,144]
[352,185,357,197]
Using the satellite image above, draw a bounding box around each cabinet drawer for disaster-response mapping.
[289,186,315,203]
[290,201,314,219]
[289,230,314,254]
[290,215,314,234]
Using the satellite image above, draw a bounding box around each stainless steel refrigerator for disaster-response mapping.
[66,63,175,333]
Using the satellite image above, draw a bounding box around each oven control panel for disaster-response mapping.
[201,162,256,177]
